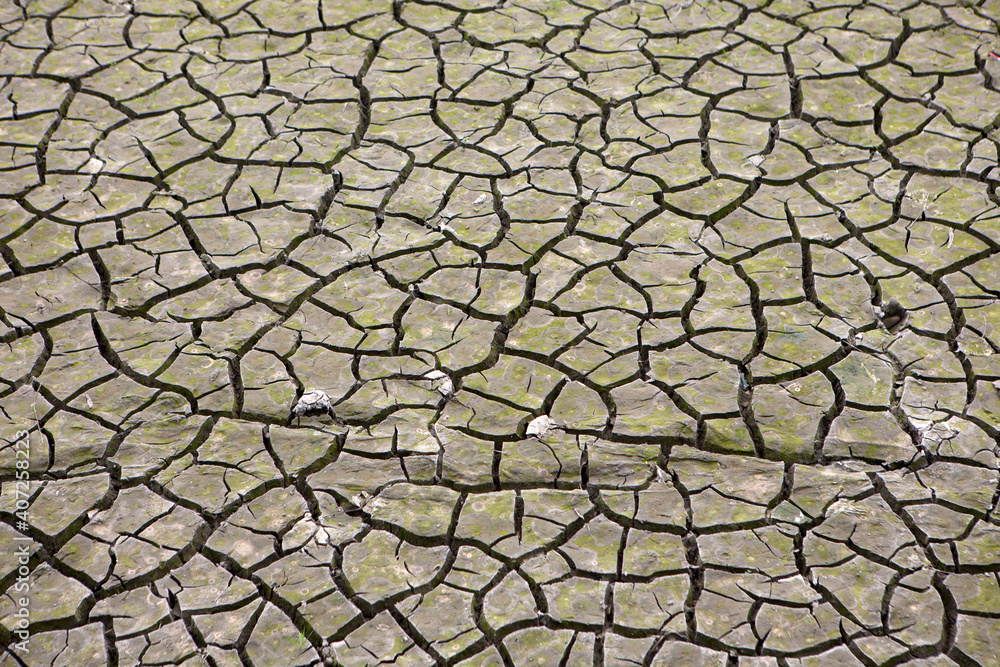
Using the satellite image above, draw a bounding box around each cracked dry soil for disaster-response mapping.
[3,0,1000,665]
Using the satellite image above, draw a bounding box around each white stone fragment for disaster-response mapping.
[844,329,862,347]
[291,517,334,548]
[293,389,333,416]
[424,370,453,396]
[81,157,105,174]
[747,154,766,167]
[827,498,867,517]
[473,193,488,205]
[313,525,331,546]
[526,415,557,437]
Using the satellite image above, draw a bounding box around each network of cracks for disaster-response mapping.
[2,0,1000,665]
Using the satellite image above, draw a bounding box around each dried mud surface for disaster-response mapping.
[2,0,1000,665]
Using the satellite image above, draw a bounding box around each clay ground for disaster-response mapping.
[2,0,1000,665]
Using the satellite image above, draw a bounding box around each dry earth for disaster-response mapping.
[2,0,1000,665]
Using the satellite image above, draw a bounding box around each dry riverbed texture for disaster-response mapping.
[2,0,1000,665]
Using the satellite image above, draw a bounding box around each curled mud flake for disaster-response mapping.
[877,299,909,334]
